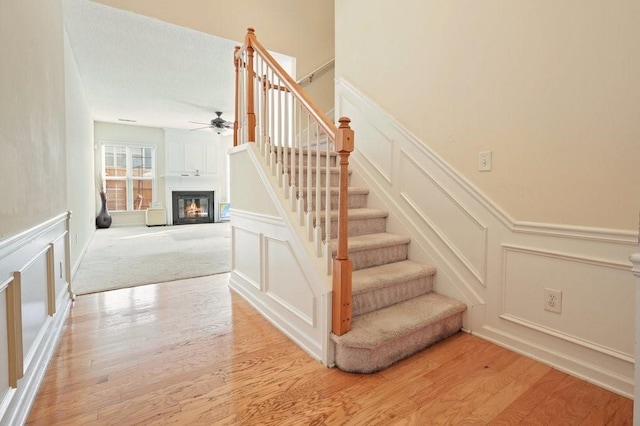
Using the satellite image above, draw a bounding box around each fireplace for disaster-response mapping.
[172,191,215,225]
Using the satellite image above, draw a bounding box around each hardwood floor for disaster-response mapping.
[27,274,632,425]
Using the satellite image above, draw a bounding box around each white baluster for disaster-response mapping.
[314,122,323,253]
[239,54,245,144]
[306,115,313,239]
[283,88,290,197]
[269,67,275,167]
[324,129,331,245]
[298,109,306,225]
[257,57,263,150]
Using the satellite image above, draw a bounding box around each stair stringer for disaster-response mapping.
[336,78,636,397]
[228,143,335,366]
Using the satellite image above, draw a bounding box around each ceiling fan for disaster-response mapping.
[188,111,233,134]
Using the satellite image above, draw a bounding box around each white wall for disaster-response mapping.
[64,29,96,274]
[336,0,640,231]
[91,0,336,113]
[0,0,67,238]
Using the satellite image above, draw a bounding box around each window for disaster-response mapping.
[102,144,155,211]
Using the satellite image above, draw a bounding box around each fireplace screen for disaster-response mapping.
[172,191,214,225]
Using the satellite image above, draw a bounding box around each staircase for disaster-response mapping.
[234,27,466,374]
[294,148,467,373]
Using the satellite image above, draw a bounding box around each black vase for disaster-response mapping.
[96,192,112,229]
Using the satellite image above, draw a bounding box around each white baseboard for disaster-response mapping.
[474,325,634,399]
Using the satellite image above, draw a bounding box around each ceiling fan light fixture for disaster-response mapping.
[188,111,233,133]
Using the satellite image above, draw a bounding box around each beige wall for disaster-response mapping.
[336,0,640,231]
[0,0,67,238]
[92,0,335,113]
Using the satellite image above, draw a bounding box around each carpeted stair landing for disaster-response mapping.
[281,147,467,373]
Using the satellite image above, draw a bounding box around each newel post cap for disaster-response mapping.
[336,117,354,153]
[246,27,256,44]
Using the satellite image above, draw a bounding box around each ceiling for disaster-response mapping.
[62,0,293,131]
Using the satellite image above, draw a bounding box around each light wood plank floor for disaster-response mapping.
[27,274,632,425]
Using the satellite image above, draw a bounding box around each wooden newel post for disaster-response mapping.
[233,45,240,147]
[245,28,256,142]
[332,117,355,336]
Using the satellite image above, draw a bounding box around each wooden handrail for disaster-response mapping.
[237,28,336,141]
[234,28,353,336]
[297,58,335,87]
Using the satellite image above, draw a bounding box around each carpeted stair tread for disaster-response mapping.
[352,260,435,296]
[313,208,389,223]
[330,233,411,254]
[332,292,466,350]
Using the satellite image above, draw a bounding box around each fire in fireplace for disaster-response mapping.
[172,191,214,225]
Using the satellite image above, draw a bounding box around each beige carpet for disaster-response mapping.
[72,223,231,295]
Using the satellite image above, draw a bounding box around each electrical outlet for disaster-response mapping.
[479,151,492,171]
[544,288,562,314]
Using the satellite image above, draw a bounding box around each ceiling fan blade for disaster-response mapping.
[189,126,211,131]
[188,121,210,125]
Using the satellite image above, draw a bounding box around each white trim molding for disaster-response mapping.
[0,213,72,425]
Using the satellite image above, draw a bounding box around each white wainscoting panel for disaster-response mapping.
[232,227,262,289]
[0,213,72,425]
[265,237,316,326]
[336,77,637,397]
[502,245,634,360]
[16,251,49,373]
[341,101,394,184]
[399,152,488,285]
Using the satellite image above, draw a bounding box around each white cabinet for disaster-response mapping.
[165,130,217,175]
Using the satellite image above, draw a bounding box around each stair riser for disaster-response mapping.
[333,314,463,374]
[318,217,387,239]
[347,244,409,271]
[352,276,434,316]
